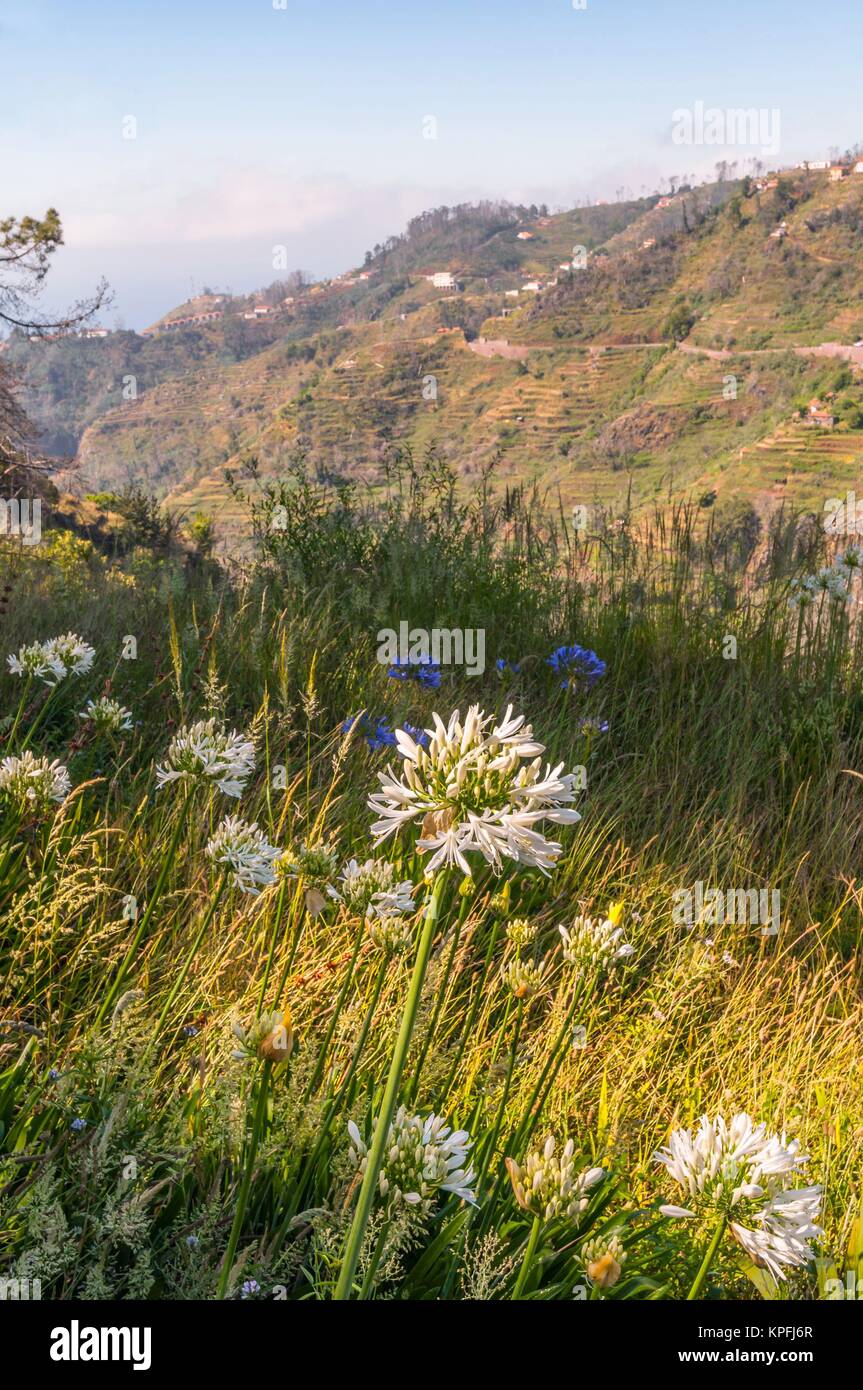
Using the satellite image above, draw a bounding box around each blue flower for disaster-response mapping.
[185,1235,200,1250]
[387,656,442,689]
[495,658,522,675]
[400,723,430,748]
[70,1117,87,1133]
[48,1067,61,1081]
[343,714,398,752]
[547,644,607,691]
[241,1278,260,1298]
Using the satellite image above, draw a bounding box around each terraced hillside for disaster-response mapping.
[8,166,863,541]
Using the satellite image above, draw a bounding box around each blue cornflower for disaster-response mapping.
[387,656,442,689]
[400,722,430,748]
[48,1067,61,1081]
[70,1117,87,1133]
[547,644,607,691]
[495,658,522,675]
[241,1279,260,1298]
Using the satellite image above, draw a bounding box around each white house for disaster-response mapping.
[426,272,459,289]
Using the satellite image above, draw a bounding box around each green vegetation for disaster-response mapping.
[1,465,861,1300]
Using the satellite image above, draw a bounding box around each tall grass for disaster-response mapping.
[1,459,861,1300]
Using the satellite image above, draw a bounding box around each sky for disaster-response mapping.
[2,0,862,329]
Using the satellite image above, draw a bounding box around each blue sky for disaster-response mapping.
[2,0,862,327]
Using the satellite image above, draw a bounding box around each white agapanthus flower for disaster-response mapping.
[502,953,549,1000]
[813,564,851,601]
[655,1112,823,1281]
[506,1135,605,1222]
[206,815,281,894]
[79,697,133,734]
[347,1107,477,1208]
[368,704,581,876]
[7,640,65,684]
[367,912,414,956]
[0,751,72,814]
[155,719,255,798]
[559,909,634,975]
[45,632,96,679]
[330,856,415,920]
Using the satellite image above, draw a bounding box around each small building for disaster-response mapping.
[505,289,520,298]
[657,196,672,208]
[521,281,541,292]
[426,271,458,290]
[830,165,848,181]
[516,231,534,240]
[642,237,656,249]
[854,161,863,174]
[81,326,109,339]
[253,304,271,316]
[808,398,835,427]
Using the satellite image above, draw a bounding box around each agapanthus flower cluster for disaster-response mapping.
[0,751,72,815]
[506,1136,605,1222]
[655,1112,823,1281]
[367,913,414,956]
[156,719,255,798]
[789,563,854,608]
[278,838,339,914]
[231,1007,293,1064]
[206,816,281,894]
[348,1108,477,1208]
[559,904,633,975]
[583,1232,627,1288]
[79,697,133,735]
[503,954,549,1000]
[506,917,539,949]
[7,632,95,686]
[547,644,607,691]
[579,717,609,736]
[331,857,415,920]
[369,704,581,876]
[386,656,442,689]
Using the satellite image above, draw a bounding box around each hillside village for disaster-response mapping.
[7,152,863,541]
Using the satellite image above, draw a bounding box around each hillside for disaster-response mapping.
[8,167,863,540]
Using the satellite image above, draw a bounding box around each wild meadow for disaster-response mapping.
[1,454,862,1301]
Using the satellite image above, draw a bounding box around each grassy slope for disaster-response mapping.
[1,485,861,1301]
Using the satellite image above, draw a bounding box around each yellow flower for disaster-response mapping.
[607,900,624,926]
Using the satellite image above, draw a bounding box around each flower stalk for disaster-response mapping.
[333,871,447,1300]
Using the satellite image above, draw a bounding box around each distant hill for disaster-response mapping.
[8,164,863,541]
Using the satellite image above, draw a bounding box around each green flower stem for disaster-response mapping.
[5,675,32,748]
[333,871,447,1301]
[511,1213,543,1299]
[97,787,194,1024]
[405,893,468,1102]
[217,1060,273,1299]
[19,682,60,752]
[686,1215,727,1300]
[440,916,502,1100]
[475,999,522,1215]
